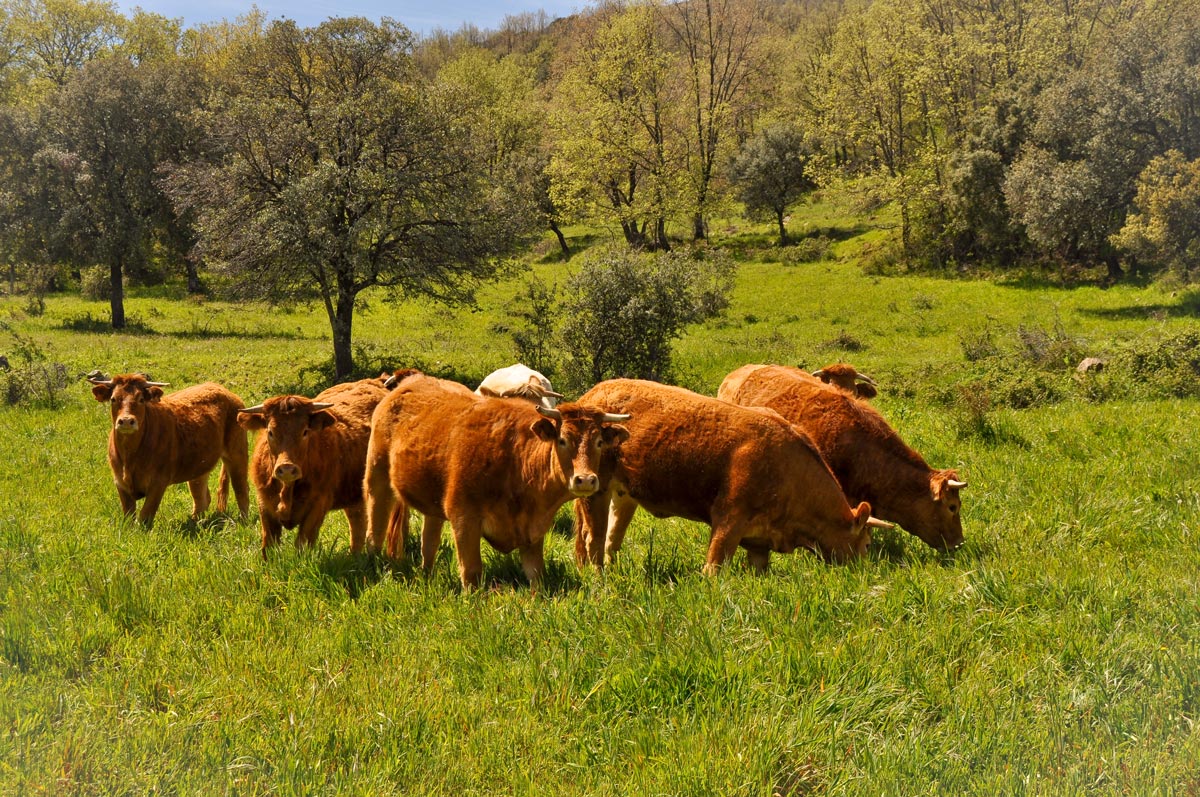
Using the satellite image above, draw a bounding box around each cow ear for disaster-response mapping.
[147,386,164,402]
[531,418,558,441]
[238,412,267,431]
[308,410,336,431]
[856,383,878,400]
[91,384,113,402]
[478,385,500,398]
[602,424,630,446]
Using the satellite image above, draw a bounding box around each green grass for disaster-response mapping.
[3,207,1200,793]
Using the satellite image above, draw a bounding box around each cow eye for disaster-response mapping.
[267,430,275,441]
[949,505,958,513]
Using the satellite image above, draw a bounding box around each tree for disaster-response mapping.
[548,5,688,251]
[1112,151,1200,279]
[27,56,203,327]
[730,123,817,245]
[5,0,123,91]
[662,0,763,240]
[170,18,534,379]
[558,246,735,386]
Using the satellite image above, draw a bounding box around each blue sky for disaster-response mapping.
[117,0,585,35]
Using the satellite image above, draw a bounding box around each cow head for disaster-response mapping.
[89,373,169,435]
[916,470,966,550]
[812,363,878,399]
[237,396,336,484]
[532,404,630,497]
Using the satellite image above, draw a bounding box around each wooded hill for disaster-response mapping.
[1,0,1198,373]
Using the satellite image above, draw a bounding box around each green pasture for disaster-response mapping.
[3,210,1200,793]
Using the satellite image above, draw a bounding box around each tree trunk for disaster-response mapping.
[109,261,126,330]
[692,211,706,241]
[185,259,204,294]
[328,287,356,381]
[655,218,670,252]
[549,220,570,258]
[777,210,789,247]
[621,221,645,249]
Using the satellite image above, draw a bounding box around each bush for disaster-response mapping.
[558,246,736,389]
[1,323,70,408]
[80,266,112,301]
[780,235,832,265]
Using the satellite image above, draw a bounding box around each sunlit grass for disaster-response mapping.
[2,206,1200,793]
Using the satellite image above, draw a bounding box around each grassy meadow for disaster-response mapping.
[3,204,1200,794]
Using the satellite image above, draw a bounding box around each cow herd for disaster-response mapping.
[88,362,966,589]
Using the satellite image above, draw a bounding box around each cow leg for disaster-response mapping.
[215,464,230,513]
[344,502,368,554]
[363,451,394,554]
[450,515,485,590]
[573,493,609,567]
[420,515,446,574]
[137,484,168,528]
[703,522,746,575]
[223,453,251,519]
[519,539,545,587]
[188,476,212,517]
[116,486,137,518]
[295,505,329,549]
[604,494,638,564]
[745,546,771,574]
[260,512,284,555]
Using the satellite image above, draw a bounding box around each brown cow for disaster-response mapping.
[575,379,890,573]
[718,364,966,550]
[238,378,389,554]
[363,374,630,589]
[89,373,250,526]
[811,363,879,399]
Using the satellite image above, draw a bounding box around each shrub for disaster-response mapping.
[780,235,832,265]
[558,246,736,389]
[1,323,70,408]
[80,266,112,301]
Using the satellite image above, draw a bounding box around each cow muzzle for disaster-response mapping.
[570,473,599,497]
[273,462,302,483]
[114,415,139,434]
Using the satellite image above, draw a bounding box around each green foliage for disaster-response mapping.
[0,321,68,406]
[1112,150,1200,279]
[490,275,559,377]
[79,264,110,301]
[730,123,817,246]
[558,246,736,387]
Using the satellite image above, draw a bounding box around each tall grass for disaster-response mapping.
[2,207,1199,793]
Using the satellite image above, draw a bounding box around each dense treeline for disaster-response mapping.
[1,0,1198,374]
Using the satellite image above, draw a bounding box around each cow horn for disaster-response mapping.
[855,372,878,386]
[865,516,895,529]
[601,412,631,422]
[145,381,170,387]
[947,479,968,489]
[86,375,114,386]
[310,402,334,410]
[811,368,825,378]
[538,387,565,399]
[238,404,265,414]
[536,406,562,420]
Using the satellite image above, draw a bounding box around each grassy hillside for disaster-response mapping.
[2,206,1199,794]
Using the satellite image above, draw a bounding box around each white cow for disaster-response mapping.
[475,364,562,409]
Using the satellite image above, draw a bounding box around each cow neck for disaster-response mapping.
[853,455,929,524]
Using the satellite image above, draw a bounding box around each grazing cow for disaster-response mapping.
[718,364,966,550]
[575,379,890,573]
[475,363,562,408]
[812,363,879,399]
[238,378,389,554]
[363,375,630,589]
[88,373,250,526]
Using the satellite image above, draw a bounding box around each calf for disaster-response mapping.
[238,378,388,553]
[575,379,889,573]
[89,373,249,526]
[718,364,966,550]
[363,375,629,589]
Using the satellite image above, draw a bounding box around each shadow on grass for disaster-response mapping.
[162,326,315,341]
[1078,289,1200,320]
[59,312,155,335]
